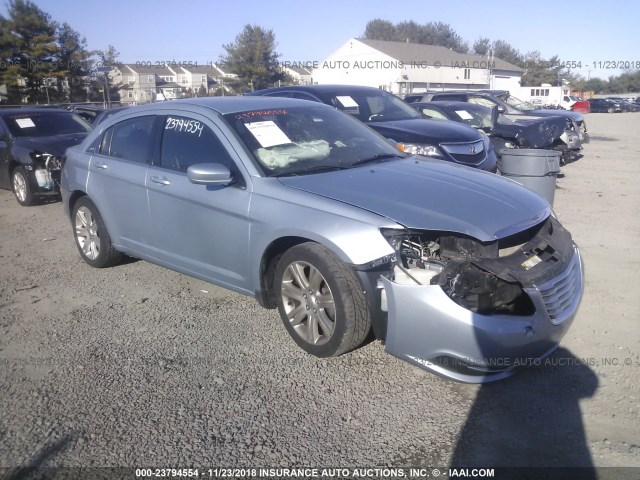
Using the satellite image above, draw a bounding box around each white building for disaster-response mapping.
[313,38,523,96]
[516,84,571,106]
[282,65,313,85]
[111,63,237,104]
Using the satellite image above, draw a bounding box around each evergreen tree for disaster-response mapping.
[0,0,59,103]
[220,25,284,92]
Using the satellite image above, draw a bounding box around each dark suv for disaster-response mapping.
[405,90,588,146]
[247,85,497,172]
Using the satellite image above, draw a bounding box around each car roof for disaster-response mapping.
[0,108,78,116]
[417,100,486,109]
[70,106,104,112]
[117,96,328,115]
[251,84,386,96]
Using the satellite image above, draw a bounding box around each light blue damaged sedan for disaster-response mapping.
[61,97,584,383]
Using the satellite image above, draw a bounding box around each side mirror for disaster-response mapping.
[497,105,505,114]
[187,163,233,186]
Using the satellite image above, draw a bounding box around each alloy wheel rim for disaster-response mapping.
[13,172,27,202]
[75,206,100,260]
[281,261,336,345]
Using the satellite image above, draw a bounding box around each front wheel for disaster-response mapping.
[274,243,371,357]
[607,107,614,113]
[12,166,35,206]
[72,197,124,268]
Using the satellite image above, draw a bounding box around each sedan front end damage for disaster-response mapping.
[377,216,584,383]
[28,151,63,193]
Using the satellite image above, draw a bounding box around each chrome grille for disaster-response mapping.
[440,140,486,165]
[537,252,582,324]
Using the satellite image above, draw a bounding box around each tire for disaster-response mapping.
[11,166,35,206]
[72,197,124,268]
[274,242,370,357]
[607,107,614,113]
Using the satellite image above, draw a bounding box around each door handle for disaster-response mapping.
[93,161,108,169]
[150,175,170,185]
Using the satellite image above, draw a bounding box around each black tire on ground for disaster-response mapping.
[72,197,124,268]
[274,242,371,358]
[11,166,35,206]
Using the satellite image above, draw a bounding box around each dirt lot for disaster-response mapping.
[1,112,639,474]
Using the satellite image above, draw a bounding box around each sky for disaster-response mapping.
[3,0,639,81]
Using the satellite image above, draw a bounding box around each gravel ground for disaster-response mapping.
[0,112,638,474]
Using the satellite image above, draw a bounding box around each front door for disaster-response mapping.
[146,113,252,293]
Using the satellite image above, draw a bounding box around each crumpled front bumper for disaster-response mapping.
[381,247,584,383]
[560,129,582,150]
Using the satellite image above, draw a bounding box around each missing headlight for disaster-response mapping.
[433,261,535,314]
[381,226,540,315]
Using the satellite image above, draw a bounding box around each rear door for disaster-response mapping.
[87,114,161,256]
[146,113,253,292]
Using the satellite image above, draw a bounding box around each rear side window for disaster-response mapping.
[419,107,448,120]
[469,97,497,109]
[432,94,467,102]
[263,92,292,98]
[101,116,158,163]
[290,92,319,102]
[404,95,423,103]
[160,116,236,174]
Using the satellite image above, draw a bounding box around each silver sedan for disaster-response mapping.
[61,97,584,383]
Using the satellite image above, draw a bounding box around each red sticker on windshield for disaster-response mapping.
[235,109,288,120]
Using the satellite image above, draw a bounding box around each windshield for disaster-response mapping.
[326,90,422,122]
[224,105,404,177]
[3,111,93,137]
[504,94,538,111]
[447,104,494,129]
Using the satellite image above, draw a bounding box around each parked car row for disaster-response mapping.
[247,85,499,172]
[403,89,588,164]
[588,97,640,113]
[1,93,585,384]
[411,101,579,158]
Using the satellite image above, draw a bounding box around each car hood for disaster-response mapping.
[278,158,550,242]
[13,133,88,157]
[492,116,567,148]
[530,109,584,122]
[367,118,481,144]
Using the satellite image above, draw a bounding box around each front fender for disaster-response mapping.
[248,186,399,296]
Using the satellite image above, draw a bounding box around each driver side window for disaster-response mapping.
[160,116,235,174]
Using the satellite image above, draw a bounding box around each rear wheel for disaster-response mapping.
[274,243,370,357]
[11,166,35,206]
[72,197,124,268]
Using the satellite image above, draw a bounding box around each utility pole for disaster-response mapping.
[104,73,111,107]
[44,79,50,105]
